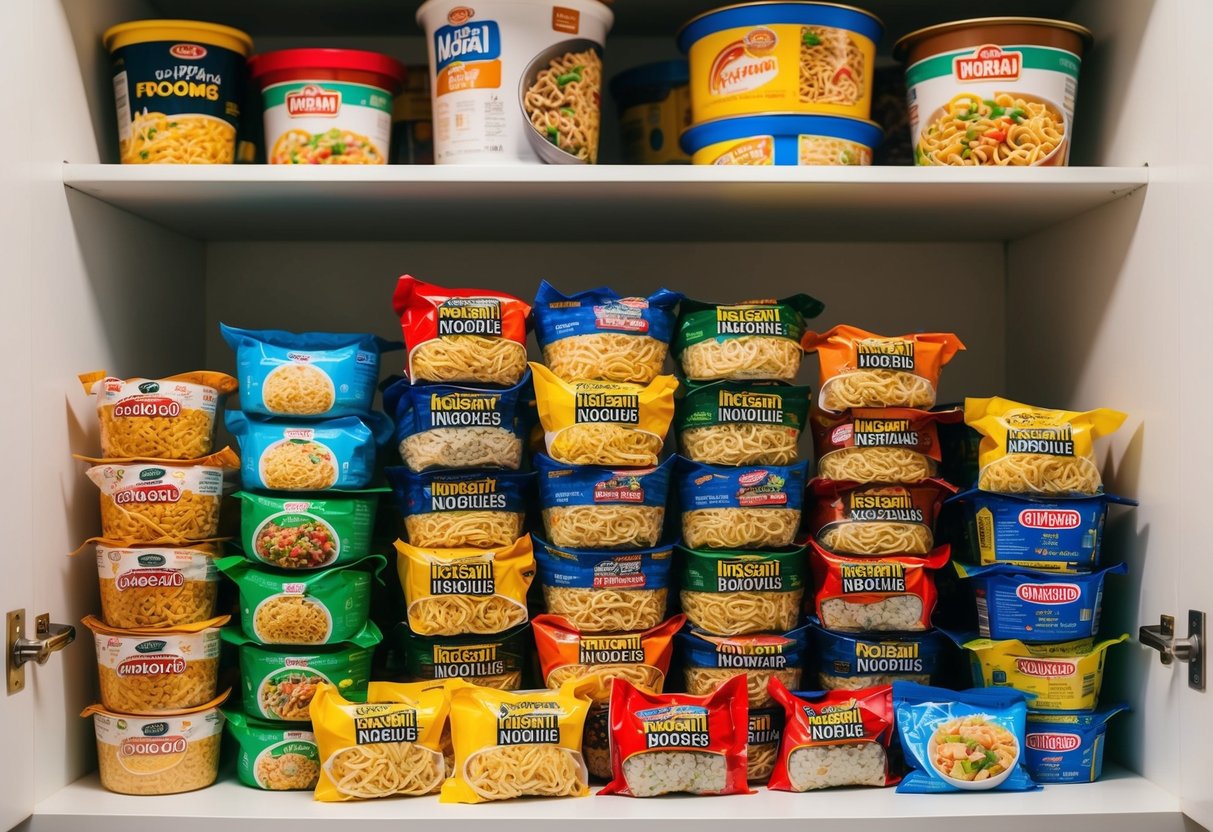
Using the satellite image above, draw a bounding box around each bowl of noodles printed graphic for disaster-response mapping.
[262,362,336,416]
[926,714,1020,790]
[254,738,321,790]
[519,39,604,165]
[253,511,340,570]
[252,594,333,645]
[257,666,331,721]
[917,91,1067,167]
[258,437,339,490]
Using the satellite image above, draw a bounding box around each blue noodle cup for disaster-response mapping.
[810,621,952,690]
[225,410,391,491]
[1024,705,1129,784]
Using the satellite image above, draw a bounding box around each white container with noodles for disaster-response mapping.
[416,0,614,164]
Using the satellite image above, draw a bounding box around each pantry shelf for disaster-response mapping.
[61,163,1147,243]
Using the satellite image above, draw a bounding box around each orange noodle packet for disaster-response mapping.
[809,477,956,556]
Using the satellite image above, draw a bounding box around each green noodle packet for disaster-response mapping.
[678,544,809,594]
[224,710,322,791]
[221,621,381,722]
[676,381,812,433]
[233,488,387,571]
[395,621,531,689]
[672,294,825,355]
[216,554,386,646]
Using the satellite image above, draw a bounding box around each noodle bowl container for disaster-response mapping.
[681,113,881,165]
[416,0,614,164]
[677,2,883,124]
[893,18,1093,166]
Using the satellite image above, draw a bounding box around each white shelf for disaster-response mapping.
[62,163,1147,243]
[31,766,1183,832]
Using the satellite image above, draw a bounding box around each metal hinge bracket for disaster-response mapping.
[1139,610,1205,691]
[7,610,76,695]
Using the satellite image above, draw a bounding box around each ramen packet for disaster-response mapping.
[809,541,951,633]
[965,397,1127,496]
[233,489,386,571]
[224,711,321,791]
[600,674,751,797]
[216,554,386,646]
[535,454,673,550]
[673,294,824,382]
[893,681,1036,793]
[810,621,954,691]
[959,633,1128,711]
[677,625,809,708]
[532,613,684,704]
[383,374,528,472]
[79,370,238,460]
[394,275,531,386]
[219,324,399,418]
[812,407,962,483]
[677,381,812,466]
[678,459,808,550]
[396,622,531,691]
[809,478,957,556]
[802,326,965,414]
[530,363,678,467]
[386,467,533,549]
[225,411,392,491]
[678,544,808,635]
[532,282,683,384]
[767,680,898,792]
[1024,704,1130,784]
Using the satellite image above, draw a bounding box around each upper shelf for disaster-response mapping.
[62,164,1147,243]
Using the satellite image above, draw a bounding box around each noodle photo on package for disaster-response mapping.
[800,25,866,105]
[677,381,811,467]
[389,467,532,549]
[236,490,382,571]
[534,537,674,633]
[226,711,321,791]
[533,614,683,704]
[226,411,391,492]
[810,478,956,556]
[677,459,808,550]
[524,47,604,162]
[678,626,809,709]
[678,545,807,636]
[536,454,672,550]
[917,92,1066,166]
[674,295,823,382]
[809,542,950,632]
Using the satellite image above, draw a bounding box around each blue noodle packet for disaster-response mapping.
[679,625,810,707]
[809,620,952,690]
[225,410,391,491]
[955,562,1127,642]
[1024,704,1129,783]
[535,453,674,510]
[385,466,533,548]
[676,458,809,511]
[220,324,399,418]
[894,681,1037,793]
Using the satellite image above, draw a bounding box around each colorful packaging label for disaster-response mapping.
[677,459,807,511]
[532,283,682,348]
[402,623,530,683]
[811,624,951,686]
[261,80,393,164]
[957,562,1126,642]
[678,626,808,670]
[235,490,383,571]
[963,634,1128,711]
[535,454,673,509]
[389,468,532,516]
[1024,705,1128,783]
[533,538,673,591]
[678,544,807,594]
[225,411,391,492]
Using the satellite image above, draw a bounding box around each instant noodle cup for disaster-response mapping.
[533,614,684,704]
[220,325,396,417]
[600,675,751,797]
[768,680,898,791]
[677,381,811,466]
[234,489,385,571]
[681,113,881,165]
[225,711,321,791]
[677,2,883,122]
[83,614,228,713]
[810,621,954,690]
[394,276,532,385]
[674,294,824,382]
[387,467,532,549]
[961,633,1128,711]
[247,48,405,164]
[397,622,530,690]
[533,537,674,633]
[609,60,692,164]
[103,20,252,164]
[948,488,1137,572]
[417,0,615,164]
[809,477,957,556]
[79,370,237,460]
[678,544,808,636]
[82,692,228,795]
[532,282,683,384]
[93,542,219,629]
[1024,704,1129,784]
[384,374,528,472]
[217,555,384,646]
[809,542,950,632]
[677,458,808,550]
[222,623,381,722]
[894,18,1092,167]
[747,707,784,782]
[535,454,673,551]
[225,411,391,492]
[677,625,808,708]
[812,407,962,483]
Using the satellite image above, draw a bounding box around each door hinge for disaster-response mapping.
[7,609,76,695]
[1139,610,1205,691]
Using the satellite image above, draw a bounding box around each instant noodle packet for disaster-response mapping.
[965,397,1127,496]
[674,294,824,382]
[217,555,385,646]
[530,363,678,467]
[679,544,808,635]
[812,407,962,483]
[91,541,219,629]
[394,536,536,637]
[394,275,531,386]
[226,411,391,491]
[533,613,684,704]
[809,541,950,632]
[387,467,533,549]
[535,454,673,550]
[225,711,321,791]
[1024,704,1129,783]
[768,680,898,792]
[396,622,531,691]
[311,681,451,801]
[79,370,238,460]
[894,681,1036,792]
[601,674,750,797]
[961,633,1128,711]
[219,324,397,418]
[810,621,953,690]
[802,326,965,413]
[677,381,811,466]
[677,458,809,550]
[441,679,596,803]
[678,625,809,708]
[809,477,956,556]
[233,489,385,571]
[533,282,683,384]
[533,537,674,633]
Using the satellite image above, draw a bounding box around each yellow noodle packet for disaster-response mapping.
[440,679,596,804]
[311,682,450,802]
[530,363,678,467]
[368,679,469,771]
[965,397,1126,496]
[394,536,535,637]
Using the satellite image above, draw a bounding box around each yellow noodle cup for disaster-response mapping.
[963,634,1128,711]
[92,542,220,629]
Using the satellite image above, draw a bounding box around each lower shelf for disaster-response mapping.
[32,765,1182,832]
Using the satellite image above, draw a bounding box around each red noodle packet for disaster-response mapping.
[809,478,957,554]
[811,407,962,465]
[809,540,951,633]
[600,674,751,797]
